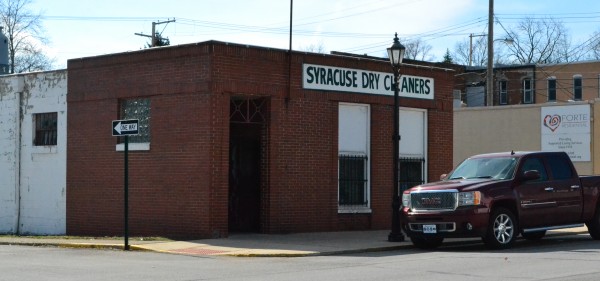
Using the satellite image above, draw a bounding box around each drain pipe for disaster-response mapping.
[14,84,23,234]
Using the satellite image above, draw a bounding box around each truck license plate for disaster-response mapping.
[423,224,437,234]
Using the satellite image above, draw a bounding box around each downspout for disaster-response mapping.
[14,89,23,234]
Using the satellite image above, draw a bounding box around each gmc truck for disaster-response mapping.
[401,151,600,249]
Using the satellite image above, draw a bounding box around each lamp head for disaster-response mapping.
[387,33,406,68]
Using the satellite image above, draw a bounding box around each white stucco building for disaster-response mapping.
[0,70,67,235]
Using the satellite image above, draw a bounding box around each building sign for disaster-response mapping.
[541,105,590,161]
[302,64,434,100]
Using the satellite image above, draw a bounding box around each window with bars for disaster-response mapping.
[573,75,582,101]
[338,155,368,207]
[399,157,425,192]
[119,98,151,143]
[499,80,508,105]
[34,112,58,146]
[548,77,556,102]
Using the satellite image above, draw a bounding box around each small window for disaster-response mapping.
[34,112,57,146]
[547,77,556,102]
[119,98,151,143]
[523,78,533,104]
[499,80,508,105]
[573,75,582,101]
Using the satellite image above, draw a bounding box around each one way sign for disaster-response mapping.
[112,119,139,136]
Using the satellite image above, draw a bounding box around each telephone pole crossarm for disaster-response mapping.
[134,18,176,47]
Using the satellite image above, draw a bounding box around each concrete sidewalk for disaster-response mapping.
[0,226,589,257]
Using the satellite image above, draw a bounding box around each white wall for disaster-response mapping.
[0,70,67,235]
[453,101,594,175]
[0,76,21,233]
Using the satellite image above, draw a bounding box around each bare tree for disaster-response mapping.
[13,39,52,72]
[300,41,326,54]
[0,0,53,73]
[452,35,512,66]
[504,17,578,64]
[403,38,434,61]
[585,30,600,60]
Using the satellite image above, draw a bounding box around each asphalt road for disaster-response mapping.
[1,234,598,281]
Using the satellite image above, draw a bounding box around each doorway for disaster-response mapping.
[228,97,267,232]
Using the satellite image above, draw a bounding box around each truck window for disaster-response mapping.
[546,155,574,180]
[520,158,548,181]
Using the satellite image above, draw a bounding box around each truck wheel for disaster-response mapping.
[586,204,600,240]
[410,236,444,249]
[521,230,546,240]
[483,208,518,249]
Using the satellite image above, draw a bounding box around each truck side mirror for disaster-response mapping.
[440,174,447,180]
[522,170,540,181]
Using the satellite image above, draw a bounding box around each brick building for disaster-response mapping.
[536,61,600,103]
[67,41,454,239]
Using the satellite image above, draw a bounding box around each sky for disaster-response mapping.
[26,0,600,69]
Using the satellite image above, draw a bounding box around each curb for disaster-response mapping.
[0,229,589,257]
[0,241,149,252]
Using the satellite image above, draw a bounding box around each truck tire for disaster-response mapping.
[586,204,600,240]
[521,230,546,240]
[410,236,444,249]
[483,207,518,249]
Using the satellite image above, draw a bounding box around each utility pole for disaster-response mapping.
[486,0,494,106]
[135,19,176,47]
[469,33,486,67]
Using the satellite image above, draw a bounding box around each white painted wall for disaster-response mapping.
[0,76,21,233]
[0,70,67,235]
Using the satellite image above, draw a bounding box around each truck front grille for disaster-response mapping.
[410,191,457,211]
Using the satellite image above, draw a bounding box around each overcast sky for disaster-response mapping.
[29,0,600,68]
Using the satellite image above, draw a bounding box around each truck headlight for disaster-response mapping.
[402,193,411,208]
[458,191,481,206]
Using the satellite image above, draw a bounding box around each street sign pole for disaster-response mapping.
[112,119,138,251]
[124,135,129,250]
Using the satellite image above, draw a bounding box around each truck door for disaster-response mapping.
[514,157,554,228]
[543,154,583,225]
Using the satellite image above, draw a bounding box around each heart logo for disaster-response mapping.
[543,114,561,132]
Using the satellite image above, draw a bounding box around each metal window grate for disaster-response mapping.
[230,98,267,124]
[338,155,368,207]
[399,157,425,191]
[34,112,57,146]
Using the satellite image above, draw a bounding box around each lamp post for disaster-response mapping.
[387,33,406,242]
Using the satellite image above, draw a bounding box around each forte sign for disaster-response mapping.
[302,63,434,100]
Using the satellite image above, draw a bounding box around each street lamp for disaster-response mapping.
[387,33,406,242]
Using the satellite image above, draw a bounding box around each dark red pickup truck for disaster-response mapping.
[401,151,600,249]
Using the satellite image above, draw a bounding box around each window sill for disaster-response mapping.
[338,206,372,214]
[31,145,58,154]
[116,142,150,151]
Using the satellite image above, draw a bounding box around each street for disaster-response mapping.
[1,234,598,281]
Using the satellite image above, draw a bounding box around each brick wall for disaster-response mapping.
[67,41,454,238]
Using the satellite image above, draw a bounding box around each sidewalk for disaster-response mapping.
[0,226,589,257]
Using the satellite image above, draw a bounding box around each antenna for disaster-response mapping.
[135,18,176,47]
